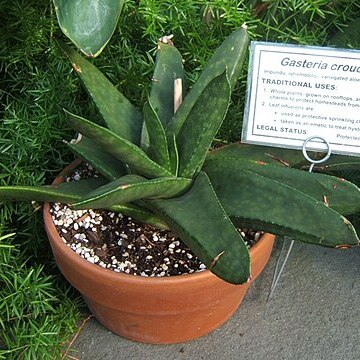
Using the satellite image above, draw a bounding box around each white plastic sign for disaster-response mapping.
[242,41,360,156]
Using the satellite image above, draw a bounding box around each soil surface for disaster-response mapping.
[50,163,263,277]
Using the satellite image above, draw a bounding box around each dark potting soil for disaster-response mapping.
[50,163,263,277]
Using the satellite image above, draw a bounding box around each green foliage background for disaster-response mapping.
[1,0,360,358]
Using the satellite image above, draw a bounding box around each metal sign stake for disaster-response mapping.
[267,136,332,301]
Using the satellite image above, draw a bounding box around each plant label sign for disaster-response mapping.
[242,41,360,156]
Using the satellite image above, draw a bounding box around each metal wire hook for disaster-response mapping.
[267,136,332,301]
[302,136,332,172]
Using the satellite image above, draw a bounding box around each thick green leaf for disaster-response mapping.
[0,177,107,203]
[72,175,192,210]
[204,157,360,215]
[61,44,142,144]
[177,70,231,178]
[147,171,251,285]
[54,0,124,57]
[209,143,360,172]
[207,142,307,167]
[314,155,360,172]
[143,100,171,172]
[65,110,171,178]
[0,174,168,229]
[66,136,128,180]
[166,26,249,137]
[204,168,359,247]
[105,203,169,229]
[150,42,184,127]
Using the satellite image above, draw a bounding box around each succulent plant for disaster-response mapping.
[1,26,360,284]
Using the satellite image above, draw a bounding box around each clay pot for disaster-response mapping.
[43,161,275,344]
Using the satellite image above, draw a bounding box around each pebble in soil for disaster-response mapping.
[50,163,263,277]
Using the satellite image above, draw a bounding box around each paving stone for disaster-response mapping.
[69,239,360,360]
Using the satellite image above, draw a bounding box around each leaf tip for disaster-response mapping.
[158,34,174,47]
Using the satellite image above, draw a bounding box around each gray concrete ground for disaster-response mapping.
[69,239,360,360]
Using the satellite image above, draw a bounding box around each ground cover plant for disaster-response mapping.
[1,0,360,358]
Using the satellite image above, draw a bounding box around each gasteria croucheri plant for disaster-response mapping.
[1,26,360,284]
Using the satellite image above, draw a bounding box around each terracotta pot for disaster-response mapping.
[43,161,275,344]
